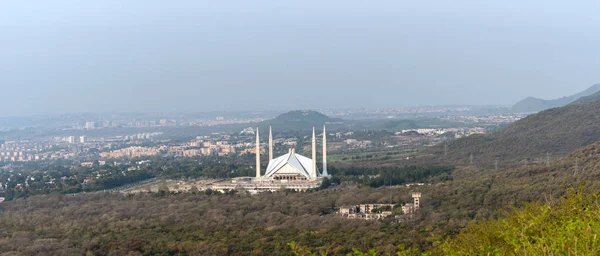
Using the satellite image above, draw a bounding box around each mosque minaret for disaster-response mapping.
[254,125,327,181]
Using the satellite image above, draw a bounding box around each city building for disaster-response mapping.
[85,121,96,129]
[337,192,422,221]
[99,146,161,159]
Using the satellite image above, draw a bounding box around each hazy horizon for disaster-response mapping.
[1,1,599,116]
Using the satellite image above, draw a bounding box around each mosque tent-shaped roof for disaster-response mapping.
[264,151,317,178]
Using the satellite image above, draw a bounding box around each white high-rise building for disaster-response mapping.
[85,121,95,129]
[79,136,87,143]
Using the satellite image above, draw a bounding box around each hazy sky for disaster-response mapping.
[1,1,599,116]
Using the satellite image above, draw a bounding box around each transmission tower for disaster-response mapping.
[388,174,392,210]
[444,142,448,157]
[469,153,473,166]
[574,157,579,177]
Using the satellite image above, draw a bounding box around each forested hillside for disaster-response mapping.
[0,188,425,255]
[434,188,600,255]
[4,140,600,255]
[292,142,600,255]
[6,108,600,255]
[316,188,600,255]
[429,98,600,167]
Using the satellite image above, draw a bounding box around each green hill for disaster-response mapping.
[293,139,600,255]
[435,190,600,255]
[260,110,342,131]
[430,97,600,167]
[432,141,600,255]
[511,84,600,113]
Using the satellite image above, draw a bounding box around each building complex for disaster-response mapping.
[209,125,329,193]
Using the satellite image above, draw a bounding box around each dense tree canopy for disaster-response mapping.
[435,188,600,255]
[4,139,600,255]
[0,187,425,255]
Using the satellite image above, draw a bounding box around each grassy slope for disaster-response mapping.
[435,189,600,255]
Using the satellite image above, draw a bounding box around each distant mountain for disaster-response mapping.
[511,84,600,113]
[429,97,600,167]
[570,91,600,105]
[260,110,342,131]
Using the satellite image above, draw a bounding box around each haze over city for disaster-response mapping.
[1,1,599,116]
[6,1,600,255]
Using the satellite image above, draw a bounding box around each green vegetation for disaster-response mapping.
[0,162,155,200]
[0,151,450,201]
[2,138,600,255]
[0,157,256,201]
[260,110,342,131]
[329,165,454,188]
[430,98,600,167]
[289,188,600,256]
[5,138,600,255]
[435,187,600,255]
[0,188,425,255]
[330,148,429,168]
[8,102,600,254]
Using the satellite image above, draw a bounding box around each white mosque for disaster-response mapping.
[209,125,328,193]
[257,125,328,181]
